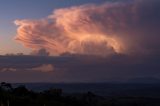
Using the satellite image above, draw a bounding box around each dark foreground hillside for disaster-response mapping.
[0,82,160,106]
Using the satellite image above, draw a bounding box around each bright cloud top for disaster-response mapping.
[15,0,160,56]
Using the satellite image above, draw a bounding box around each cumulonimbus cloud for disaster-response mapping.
[15,0,160,56]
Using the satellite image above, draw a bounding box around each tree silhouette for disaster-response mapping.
[0,82,159,106]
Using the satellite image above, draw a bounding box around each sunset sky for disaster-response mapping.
[0,0,160,82]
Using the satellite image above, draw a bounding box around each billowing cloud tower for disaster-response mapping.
[15,0,160,56]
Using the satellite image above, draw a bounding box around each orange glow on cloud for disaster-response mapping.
[14,2,128,56]
[15,0,159,56]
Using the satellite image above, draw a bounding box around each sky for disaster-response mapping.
[0,0,160,83]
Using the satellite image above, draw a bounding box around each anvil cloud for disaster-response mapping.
[15,0,160,56]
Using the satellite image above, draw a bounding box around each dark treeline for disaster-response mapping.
[0,82,160,106]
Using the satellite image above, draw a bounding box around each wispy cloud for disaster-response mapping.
[30,64,54,72]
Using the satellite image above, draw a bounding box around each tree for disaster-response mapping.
[0,82,13,91]
[13,85,30,96]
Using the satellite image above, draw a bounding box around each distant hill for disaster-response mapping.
[127,77,160,83]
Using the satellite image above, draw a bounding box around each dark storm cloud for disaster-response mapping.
[0,54,160,82]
